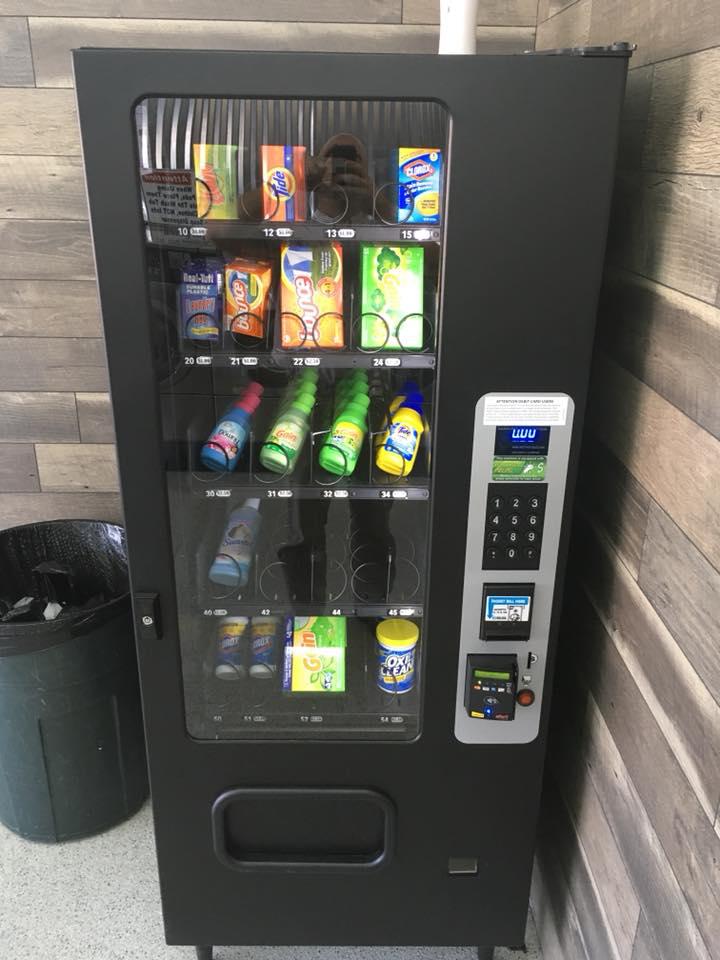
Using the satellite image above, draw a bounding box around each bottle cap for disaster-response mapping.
[237,392,261,414]
[243,497,261,511]
[376,618,419,650]
[290,395,315,416]
[348,393,370,411]
[400,392,423,416]
[244,381,264,396]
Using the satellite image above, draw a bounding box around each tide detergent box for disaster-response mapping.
[177,257,224,341]
[192,144,238,219]
[397,148,442,224]
[280,243,344,349]
[282,616,346,693]
[360,244,424,351]
[224,258,273,339]
[261,145,307,222]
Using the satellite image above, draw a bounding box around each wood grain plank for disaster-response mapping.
[0,444,38,492]
[607,172,720,305]
[0,17,33,87]
[0,392,78,442]
[560,734,640,960]
[597,269,720,439]
[586,0,720,70]
[76,393,114,443]
[0,90,79,156]
[0,156,88,220]
[643,48,720,175]
[531,833,590,960]
[541,776,621,960]
[567,575,720,955]
[537,0,582,23]
[639,503,720,706]
[535,0,591,49]
[403,0,537,25]
[29,17,534,87]
[0,492,122,528]
[35,443,118,493]
[0,1,401,20]
[576,512,720,826]
[0,280,101,337]
[616,65,654,173]
[0,339,108,392]
[0,221,94,280]
[576,436,650,578]
[555,683,714,960]
[630,915,663,960]
[588,353,720,570]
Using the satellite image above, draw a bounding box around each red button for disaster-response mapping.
[517,688,535,707]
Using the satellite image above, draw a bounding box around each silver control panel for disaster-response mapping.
[454,392,574,744]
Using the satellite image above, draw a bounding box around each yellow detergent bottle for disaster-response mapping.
[375,391,424,477]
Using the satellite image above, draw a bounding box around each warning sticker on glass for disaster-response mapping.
[483,395,568,426]
[485,595,532,622]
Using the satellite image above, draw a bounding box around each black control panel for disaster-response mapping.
[483,483,547,570]
[464,654,518,721]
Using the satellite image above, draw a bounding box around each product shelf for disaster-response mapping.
[148,220,442,248]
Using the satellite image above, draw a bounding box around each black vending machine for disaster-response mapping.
[74,47,630,959]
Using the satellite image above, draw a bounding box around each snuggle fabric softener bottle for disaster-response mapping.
[200,382,263,472]
[209,498,262,588]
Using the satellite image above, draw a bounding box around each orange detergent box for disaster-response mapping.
[224,258,273,339]
[261,145,307,222]
[280,244,344,349]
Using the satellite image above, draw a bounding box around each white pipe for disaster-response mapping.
[439,0,479,54]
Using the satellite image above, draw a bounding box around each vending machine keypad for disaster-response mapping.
[483,483,547,570]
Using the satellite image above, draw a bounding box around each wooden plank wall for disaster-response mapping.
[0,3,534,530]
[531,4,720,960]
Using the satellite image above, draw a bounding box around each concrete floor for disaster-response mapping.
[0,803,542,960]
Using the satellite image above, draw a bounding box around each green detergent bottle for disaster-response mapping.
[318,393,371,476]
[259,393,315,474]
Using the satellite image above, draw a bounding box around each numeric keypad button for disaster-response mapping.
[487,530,501,545]
[528,495,542,510]
[528,514,540,527]
[509,514,521,527]
[490,496,504,511]
[510,496,523,510]
[489,513,502,527]
[506,530,519,544]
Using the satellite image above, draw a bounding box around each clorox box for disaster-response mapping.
[397,148,442,224]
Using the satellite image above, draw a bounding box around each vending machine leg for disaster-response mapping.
[477,948,495,959]
[194,947,213,960]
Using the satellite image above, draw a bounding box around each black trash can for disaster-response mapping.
[0,520,148,842]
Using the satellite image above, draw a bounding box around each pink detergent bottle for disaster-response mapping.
[200,382,263,472]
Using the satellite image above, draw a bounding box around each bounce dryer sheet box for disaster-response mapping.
[397,148,442,224]
[261,145,307,222]
[280,243,344,349]
[177,257,224,342]
[223,258,273,339]
[360,244,424,350]
[192,143,238,219]
[282,616,347,693]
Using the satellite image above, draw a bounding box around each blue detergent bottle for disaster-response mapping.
[209,498,262,588]
[200,382,263,472]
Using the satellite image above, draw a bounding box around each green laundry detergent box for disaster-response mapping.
[282,616,346,692]
[360,245,424,351]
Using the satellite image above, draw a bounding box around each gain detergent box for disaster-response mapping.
[397,148,442,224]
[282,616,346,693]
[192,144,238,220]
[360,244,424,351]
